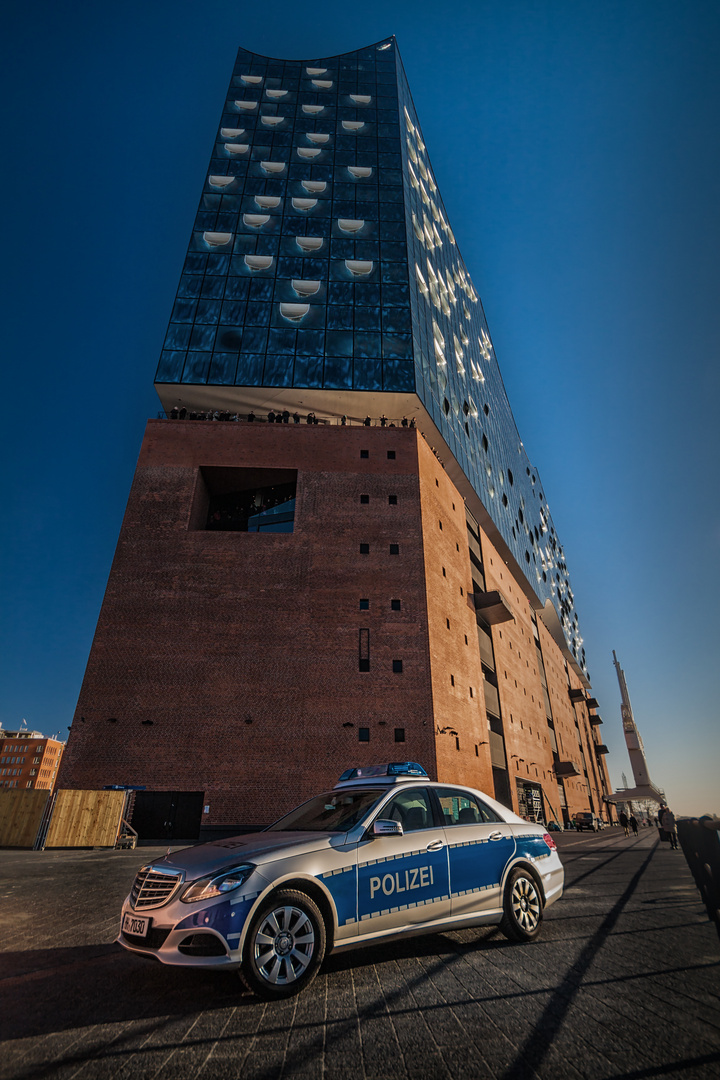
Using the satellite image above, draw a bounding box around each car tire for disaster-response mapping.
[499,868,544,942]
[240,889,326,1000]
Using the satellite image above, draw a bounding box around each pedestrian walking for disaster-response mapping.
[619,810,629,837]
[630,814,639,836]
[661,806,679,849]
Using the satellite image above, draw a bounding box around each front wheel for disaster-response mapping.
[499,869,544,942]
[240,890,326,1000]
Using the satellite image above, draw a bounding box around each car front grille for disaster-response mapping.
[130,866,183,909]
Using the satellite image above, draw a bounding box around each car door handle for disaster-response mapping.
[488,831,504,841]
[426,840,444,852]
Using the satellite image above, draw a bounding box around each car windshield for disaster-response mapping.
[266,788,385,832]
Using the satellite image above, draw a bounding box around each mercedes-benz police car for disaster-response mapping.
[118,763,564,999]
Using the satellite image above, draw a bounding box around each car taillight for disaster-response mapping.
[542,833,557,850]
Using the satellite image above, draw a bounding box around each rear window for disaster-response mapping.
[266,789,385,832]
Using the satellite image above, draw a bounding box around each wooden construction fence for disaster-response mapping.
[0,789,126,848]
[45,790,126,848]
[0,789,50,847]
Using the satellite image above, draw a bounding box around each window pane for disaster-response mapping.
[435,788,500,826]
[383,788,433,831]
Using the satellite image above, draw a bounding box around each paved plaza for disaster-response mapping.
[1,829,718,1079]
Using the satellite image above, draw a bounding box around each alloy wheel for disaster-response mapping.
[510,875,541,933]
[253,904,316,985]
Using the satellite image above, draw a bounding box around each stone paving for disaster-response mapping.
[1,829,719,1079]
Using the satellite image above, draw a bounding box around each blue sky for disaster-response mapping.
[2,0,718,814]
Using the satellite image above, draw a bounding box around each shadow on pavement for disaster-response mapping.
[500,840,659,1080]
[1,925,515,1043]
[1,943,247,1041]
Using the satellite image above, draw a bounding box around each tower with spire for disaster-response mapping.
[611,651,664,806]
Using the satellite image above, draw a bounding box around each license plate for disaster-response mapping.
[123,912,151,938]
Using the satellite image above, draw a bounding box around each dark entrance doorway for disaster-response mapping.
[515,779,546,824]
[131,791,204,841]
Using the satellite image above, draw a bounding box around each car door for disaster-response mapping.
[356,786,451,935]
[433,787,516,917]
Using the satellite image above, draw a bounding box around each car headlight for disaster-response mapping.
[180,864,255,903]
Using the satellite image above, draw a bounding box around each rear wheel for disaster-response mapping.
[240,890,326,1000]
[499,869,543,942]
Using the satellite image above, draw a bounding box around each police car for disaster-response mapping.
[118,763,564,999]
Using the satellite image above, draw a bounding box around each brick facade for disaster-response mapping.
[1,732,65,791]
[58,420,611,832]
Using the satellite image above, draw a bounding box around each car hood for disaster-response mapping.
[151,830,339,879]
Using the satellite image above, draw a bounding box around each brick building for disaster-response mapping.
[0,730,65,791]
[58,38,612,837]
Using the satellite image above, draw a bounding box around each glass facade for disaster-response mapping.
[156,40,410,394]
[154,37,587,679]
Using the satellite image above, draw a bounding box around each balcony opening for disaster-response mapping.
[195,467,297,533]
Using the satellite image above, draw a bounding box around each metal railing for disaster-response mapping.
[155,410,416,428]
[677,816,720,940]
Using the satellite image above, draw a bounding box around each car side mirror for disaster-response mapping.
[373,819,403,836]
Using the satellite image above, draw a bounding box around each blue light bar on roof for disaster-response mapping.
[338,762,428,782]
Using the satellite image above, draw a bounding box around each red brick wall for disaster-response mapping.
[416,439,495,793]
[480,532,558,817]
[59,419,611,828]
[59,422,439,825]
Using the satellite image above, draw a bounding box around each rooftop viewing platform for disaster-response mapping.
[157,408,419,427]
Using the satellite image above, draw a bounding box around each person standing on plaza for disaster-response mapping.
[661,806,679,849]
[630,814,639,836]
[619,810,630,837]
